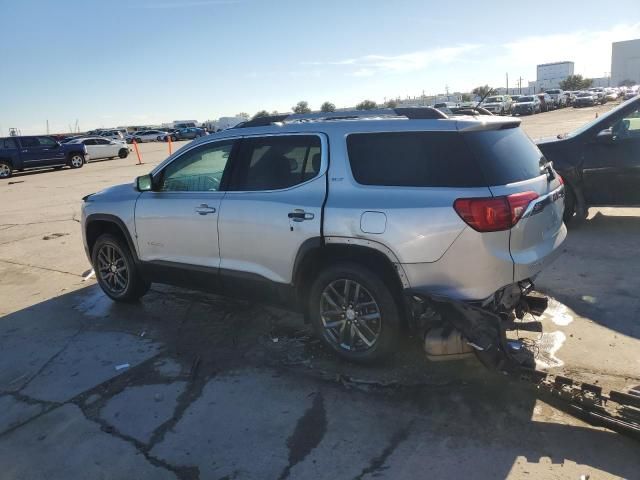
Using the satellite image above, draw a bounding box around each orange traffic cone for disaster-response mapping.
[132,139,143,165]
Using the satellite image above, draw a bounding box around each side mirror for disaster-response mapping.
[596,128,615,144]
[136,174,153,192]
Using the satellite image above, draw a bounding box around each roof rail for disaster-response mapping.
[232,107,449,128]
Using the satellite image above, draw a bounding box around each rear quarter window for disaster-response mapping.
[346,131,485,187]
[462,128,546,185]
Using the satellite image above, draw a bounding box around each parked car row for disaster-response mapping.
[0,135,88,178]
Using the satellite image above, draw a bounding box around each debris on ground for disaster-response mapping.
[42,232,69,240]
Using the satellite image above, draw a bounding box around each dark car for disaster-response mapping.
[573,91,598,108]
[0,135,87,179]
[536,96,640,222]
[512,95,541,115]
[170,127,207,141]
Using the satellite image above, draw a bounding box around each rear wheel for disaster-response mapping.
[309,262,400,363]
[92,233,149,302]
[68,154,84,169]
[0,160,13,179]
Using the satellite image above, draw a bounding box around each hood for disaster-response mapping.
[85,182,140,202]
[514,102,535,106]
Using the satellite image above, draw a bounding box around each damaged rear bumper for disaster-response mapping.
[404,290,640,442]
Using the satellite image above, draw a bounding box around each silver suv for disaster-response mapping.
[81,108,566,362]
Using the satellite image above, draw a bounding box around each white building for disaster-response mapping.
[535,61,574,91]
[611,39,640,87]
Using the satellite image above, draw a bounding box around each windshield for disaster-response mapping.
[547,90,560,94]
[517,96,534,102]
[485,97,501,102]
[577,93,591,97]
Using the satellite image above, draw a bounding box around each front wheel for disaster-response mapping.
[118,149,129,159]
[92,233,150,302]
[68,154,84,169]
[309,262,400,363]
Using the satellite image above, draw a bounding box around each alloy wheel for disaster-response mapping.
[319,279,381,352]
[97,244,129,294]
[0,164,11,178]
[70,155,83,167]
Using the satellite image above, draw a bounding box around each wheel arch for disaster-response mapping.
[85,214,139,262]
[292,237,410,318]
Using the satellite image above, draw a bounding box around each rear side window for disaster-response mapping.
[1,138,17,149]
[230,135,321,191]
[346,131,485,187]
[463,128,546,185]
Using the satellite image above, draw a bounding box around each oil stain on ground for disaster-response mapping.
[278,391,327,480]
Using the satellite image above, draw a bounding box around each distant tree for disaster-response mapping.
[384,99,398,108]
[293,101,311,114]
[559,74,592,91]
[236,112,250,120]
[271,110,279,115]
[320,101,336,113]
[356,99,377,110]
[461,93,472,102]
[619,79,635,87]
[252,110,270,119]
[472,85,493,97]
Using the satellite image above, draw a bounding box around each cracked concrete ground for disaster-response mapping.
[1,114,640,480]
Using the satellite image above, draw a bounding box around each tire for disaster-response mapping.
[156,136,162,142]
[118,149,129,159]
[308,262,400,363]
[68,154,84,169]
[171,135,177,142]
[135,138,142,144]
[92,233,150,302]
[0,160,13,179]
[563,185,576,224]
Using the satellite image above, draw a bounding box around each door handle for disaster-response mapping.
[195,204,216,215]
[288,210,314,222]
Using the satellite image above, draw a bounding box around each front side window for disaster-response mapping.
[37,136,58,147]
[159,140,234,192]
[612,109,640,138]
[229,135,321,191]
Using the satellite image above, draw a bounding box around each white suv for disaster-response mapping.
[81,108,566,362]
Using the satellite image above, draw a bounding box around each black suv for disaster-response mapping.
[0,136,87,179]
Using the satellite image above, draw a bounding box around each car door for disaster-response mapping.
[217,133,327,286]
[19,136,65,166]
[135,138,237,271]
[583,107,640,205]
[82,139,99,160]
[95,138,117,158]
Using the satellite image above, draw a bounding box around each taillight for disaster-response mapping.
[557,174,564,185]
[453,191,539,232]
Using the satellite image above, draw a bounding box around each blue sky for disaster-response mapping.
[1,0,639,134]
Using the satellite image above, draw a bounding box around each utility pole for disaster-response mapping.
[46,119,49,134]
[518,76,523,94]
[506,73,509,94]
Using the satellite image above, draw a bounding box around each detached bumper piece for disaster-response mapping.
[407,291,640,441]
